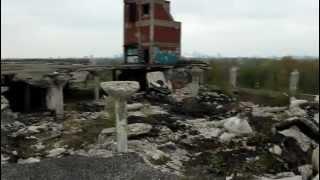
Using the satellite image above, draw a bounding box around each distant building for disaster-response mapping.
[124,0,181,65]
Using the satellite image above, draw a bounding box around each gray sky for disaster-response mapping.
[1,0,319,58]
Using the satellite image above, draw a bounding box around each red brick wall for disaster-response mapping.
[125,26,151,44]
[125,27,138,44]
[140,26,150,43]
[154,3,172,21]
[154,26,180,43]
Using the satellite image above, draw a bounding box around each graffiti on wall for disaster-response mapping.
[154,48,178,65]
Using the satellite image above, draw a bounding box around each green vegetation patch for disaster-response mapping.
[184,149,288,178]
[206,57,319,95]
[237,88,290,106]
[60,114,115,150]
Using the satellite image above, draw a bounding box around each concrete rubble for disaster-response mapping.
[1,83,319,179]
[298,164,313,180]
[279,126,316,152]
[287,98,309,117]
[147,71,172,96]
[98,123,153,142]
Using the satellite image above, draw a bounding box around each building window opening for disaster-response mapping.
[129,3,137,22]
[143,49,150,63]
[142,4,150,16]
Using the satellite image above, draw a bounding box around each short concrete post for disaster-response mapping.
[190,67,203,97]
[230,67,238,88]
[100,81,140,153]
[94,75,100,101]
[290,69,300,95]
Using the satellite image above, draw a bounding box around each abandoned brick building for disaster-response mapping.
[1,0,187,116]
[124,0,181,64]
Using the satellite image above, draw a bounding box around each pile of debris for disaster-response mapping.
[171,87,237,118]
[1,82,319,180]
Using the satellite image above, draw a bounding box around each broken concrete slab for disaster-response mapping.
[258,176,303,180]
[214,116,253,136]
[287,98,309,117]
[298,165,313,180]
[186,119,223,138]
[279,126,316,152]
[17,157,41,164]
[46,148,67,158]
[219,132,237,143]
[128,103,144,111]
[147,71,172,94]
[274,117,319,144]
[98,123,153,141]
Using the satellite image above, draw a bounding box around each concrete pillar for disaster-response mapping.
[230,67,238,88]
[94,75,100,101]
[45,74,69,120]
[100,81,140,153]
[46,84,65,119]
[114,97,128,152]
[190,67,203,97]
[24,84,31,112]
[290,69,300,95]
[46,87,56,111]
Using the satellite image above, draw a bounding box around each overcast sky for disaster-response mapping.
[1,0,319,58]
